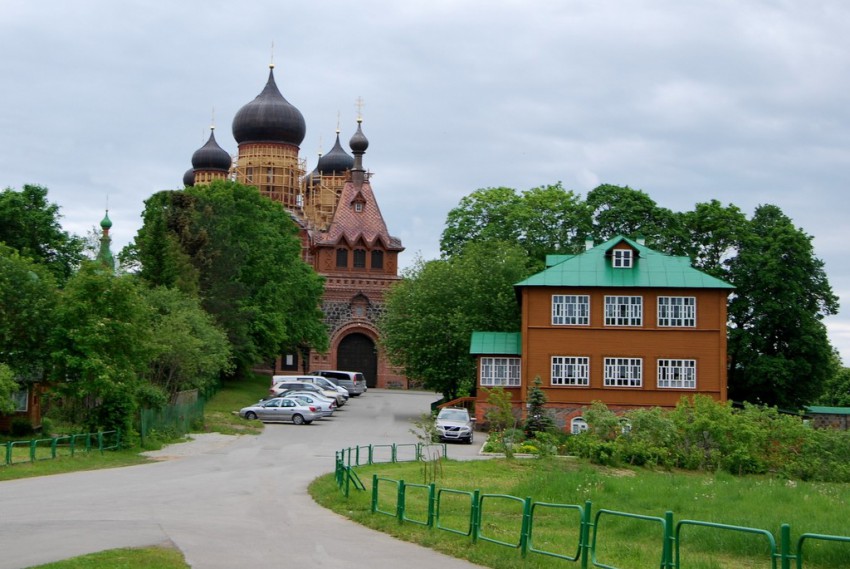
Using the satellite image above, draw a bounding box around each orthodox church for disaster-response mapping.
[183,64,406,388]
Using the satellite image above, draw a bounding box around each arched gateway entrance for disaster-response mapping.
[337,333,378,388]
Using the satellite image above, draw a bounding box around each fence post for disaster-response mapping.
[51,437,58,459]
[397,480,406,523]
[371,474,379,513]
[662,510,675,569]
[780,524,793,569]
[392,443,398,463]
[368,444,374,465]
[427,483,436,528]
[356,445,360,466]
[471,489,481,544]
[580,500,592,569]
[520,496,532,558]
[4,441,10,466]
[29,439,36,462]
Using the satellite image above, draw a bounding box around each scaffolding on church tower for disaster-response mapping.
[301,169,349,231]
[231,143,306,210]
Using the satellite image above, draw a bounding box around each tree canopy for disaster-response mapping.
[0,244,58,383]
[127,180,328,377]
[380,240,535,400]
[0,185,85,284]
[726,205,839,408]
[49,262,157,433]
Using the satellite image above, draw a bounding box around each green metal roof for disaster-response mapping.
[518,236,734,290]
[469,331,521,355]
[806,406,850,415]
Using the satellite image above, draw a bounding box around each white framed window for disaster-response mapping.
[570,417,588,434]
[480,357,521,387]
[605,296,643,326]
[657,296,696,327]
[552,295,590,325]
[12,388,28,412]
[551,356,590,386]
[604,357,642,387]
[657,359,697,389]
[354,202,363,212]
[613,249,633,268]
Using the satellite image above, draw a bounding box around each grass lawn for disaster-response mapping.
[26,545,189,569]
[310,456,850,569]
[199,373,267,435]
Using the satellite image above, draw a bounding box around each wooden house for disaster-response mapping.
[471,235,734,431]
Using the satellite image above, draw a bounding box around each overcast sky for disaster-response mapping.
[3,1,849,363]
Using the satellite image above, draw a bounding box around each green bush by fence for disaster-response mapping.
[2,430,120,466]
[335,443,850,569]
[139,397,205,446]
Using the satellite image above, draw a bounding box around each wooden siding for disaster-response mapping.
[476,285,729,425]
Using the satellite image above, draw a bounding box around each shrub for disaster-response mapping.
[10,418,34,437]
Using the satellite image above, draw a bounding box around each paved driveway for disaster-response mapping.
[0,389,485,569]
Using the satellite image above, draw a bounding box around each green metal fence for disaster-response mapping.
[334,442,447,497]
[2,430,120,466]
[335,443,850,568]
[139,397,205,446]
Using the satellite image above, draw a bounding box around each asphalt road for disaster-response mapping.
[0,389,486,569]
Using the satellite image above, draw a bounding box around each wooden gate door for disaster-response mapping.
[337,333,378,388]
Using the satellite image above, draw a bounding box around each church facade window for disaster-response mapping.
[353,249,366,268]
[336,248,348,268]
[371,250,384,270]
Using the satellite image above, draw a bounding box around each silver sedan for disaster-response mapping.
[239,397,320,425]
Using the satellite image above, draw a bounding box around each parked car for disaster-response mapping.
[239,397,319,425]
[269,380,344,406]
[435,407,474,444]
[273,375,349,403]
[287,393,336,417]
[309,370,366,396]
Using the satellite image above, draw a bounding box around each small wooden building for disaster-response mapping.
[0,385,42,434]
[805,406,850,430]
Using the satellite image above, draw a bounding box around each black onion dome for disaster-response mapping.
[349,120,369,153]
[183,168,195,187]
[232,67,306,146]
[191,129,232,172]
[317,133,354,174]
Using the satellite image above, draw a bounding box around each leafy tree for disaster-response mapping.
[440,184,591,267]
[440,187,522,259]
[585,184,677,246]
[816,351,850,406]
[727,205,839,408]
[0,185,85,283]
[127,181,328,377]
[0,364,17,415]
[669,200,748,279]
[49,262,156,433]
[0,244,58,381]
[523,376,555,437]
[380,240,534,400]
[143,286,232,396]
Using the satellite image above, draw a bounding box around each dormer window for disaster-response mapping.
[613,249,633,268]
[354,202,364,213]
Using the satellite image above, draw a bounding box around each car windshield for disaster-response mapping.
[438,409,468,421]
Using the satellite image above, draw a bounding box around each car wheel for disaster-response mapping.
[292,414,305,425]
[245,411,257,420]
[466,436,473,444]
